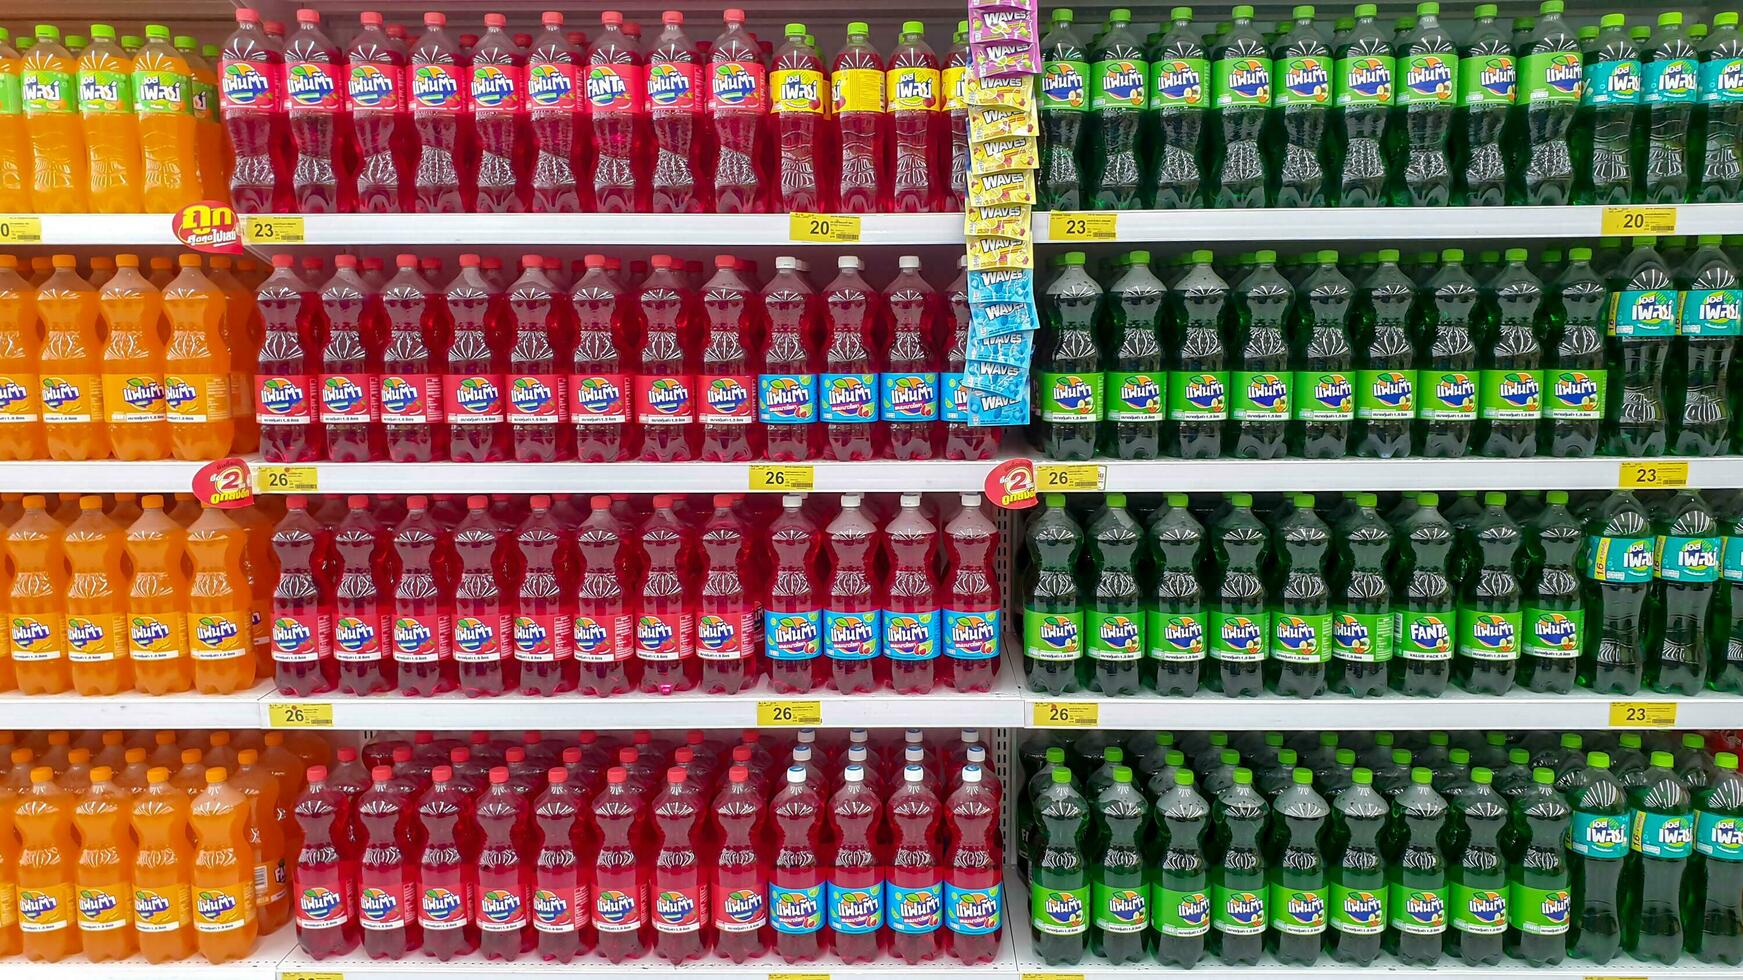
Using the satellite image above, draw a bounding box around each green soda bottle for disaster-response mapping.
[1712,498,1743,693]
[1209,493,1269,697]
[1581,14,1641,205]
[1021,746,1071,877]
[1331,492,1394,697]
[1693,13,1743,203]
[1031,767,1091,964]
[1147,493,1207,695]
[1375,748,1415,797]
[1643,12,1700,204]
[1542,246,1607,457]
[1327,767,1388,964]
[1259,747,1300,799]
[1090,766,1149,962]
[1267,768,1329,964]
[1494,747,1536,802]
[1024,493,1086,695]
[1391,1,1458,206]
[1088,9,1147,209]
[1519,490,1583,693]
[1289,250,1355,458]
[1623,751,1695,962]
[1670,235,1739,455]
[1038,11,1089,210]
[1210,5,1272,207]
[1086,494,1145,695]
[1455,4,1514,206]
[1570,751,1628,962]
[1150,8,1209,209]
[1335,4,1393,205]
[1446,767,1509,964]
[1506,768,1572,965]
[1390,492,1456,696]
[1166,250,1230,458]
[1413,248,1480,457]
[1270,5,1332,208]
[1037,252,1104,462]
[1386,768,1449,964]
[1352,249,1417,458]
[1151,768,1210,967]
[1604,237,1677,456]
[1648,490,1719,694]
[1454,492,1522,695]
[1268,494,1330,698]
[1580,490,1653,694]
[1210,767,1268,964]
[1513,0,1581,205]
[1476,248,1545,458]
[1678,732,1717,790]
[1099,251,1166,460]
[1146,749,1190,800]
[1230,249,1293,459]
[1687,751,1743,964]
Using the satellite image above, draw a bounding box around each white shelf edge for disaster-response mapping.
[253,212,968,247]
[0,922,298,980]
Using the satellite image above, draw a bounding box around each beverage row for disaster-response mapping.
[1038,1,1743,210]
[289,728,1003,964]
[256,251,1003,464]
[1021,488,1743,699]
[219,9,966,215]
[1017,728,1743,966]
[1034,241,1734,463]
[272,491,1001,698]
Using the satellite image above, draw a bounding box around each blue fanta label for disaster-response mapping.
[764,609,822,661]
[758,374,818,424]
[945,881,1003,935]
[880,373,941,421]
[885,881,944,934]
[883,610,941,661]
[941,373,972,422]
[769,883,824,934]
[824,609,882,660]
[820,373,878,422]
[944,608,1001,660]
[827,882,883,934]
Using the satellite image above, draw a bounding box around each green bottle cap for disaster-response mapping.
[1052,767,1072,784]
[1483,491,1506,506]
[1166,750,1185,766]
[1357,492,1378,507]
[1411,767,1432,784]
[1221,749,1240,765]
[1417,492,1438,506]
[1533,768,1554,785]
[1106,492,1127,508]
[1210,732,1229,745]
[1508,747,1529,764]
[785,23,806,36]
[1700,234,1724,246]
[1255,249,1277,263]
[1471,768,1492,785]
[174,35,197,49]
[1588,751,1611,769]
[1054,9,1074,22]
[1505,247,1528,262]
[1660,11,1683,26]
[1292,768,1313,785]
[1232,5,1255,19]
[1441,247,1464,262]
[1319,249,1339,264]
[1375,732,1395,746]
[90,24,115,40]
[1108,9,1131,23]
[1540,0,1564,13]
[902,20,925,34]
[1172,8,1194,22]
[1292,492,1315,508]
[1166,492,1189,507]
[1060,251,1087,266]
[1376,248,1399,262]
[1601,12,1625,28]
[1175,768,1195,785]
[1475,3,1498,17]
[145,24,170,39]
[203,43,219,58]
[1155,732,1175,746]
[1620,733,1643,748]
[1417,2,1438,14]
[1279,748,1298,765]
[1293,5,1314,19]
[1569,246,1593,260]
[1716,12,1740,26]
[1651,751,1676,767]
[1319,732,1338,747]
[1547,490,1568,504]
[1233,768,1253,785]
[34,25,60,41]
[1579,25,1598,39]
[1561,732,1582,749]
[1265,732,1284,748]
[1128,249,1152,264]
[1486,732,1506,747]
[1112,765,1132,783]
[847,21,869,35]
[1450,748,1470,765]
[1044,493,1066,507]
[1393,749,1413,765]
[1352,768,1372,784]
[1718,753,1739,770]
[1105,746,1124,763]
[1190,249,1214,263]
[1684,733,1706,749]
[1231,492,1253,506]
[1336,748,1356,765]
[1046,747,1065,763]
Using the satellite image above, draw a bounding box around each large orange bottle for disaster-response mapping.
[129,767,194,962]
[231,750,287,933]
[64,496,130,695]
[189,768,258,962]
[0,497,13,695]
[0,29,31,211]
[163,255,233,460]
[14,767,78,961]
[203,256,256,454]
[71,766,134,960]
[170,749,205,797]
[0,255,44,460]
[76,25,140,213]
[100,255,169,460]
[38,255,107,461]
[20,26,86,212]
[0,751,20,955]
[230,502,275,674]
[126,496,191,695]
[185,508,254,693]
[86,255,114,290]
[8,495,67,694]
[174,35,227,204]
[132,26,199,212]
[257,732,304,857]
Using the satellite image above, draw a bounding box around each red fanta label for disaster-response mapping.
[271,612,326,663]
[257,375,313,425]
[699,374,755,422]
[332,611,385,662]
[444,374,505,423]
[477,885,528,931]
[220,59,279,110]
[636,374,696,424]
[319,373,377,422]
[635,611,693,661]
[453,614,506,662]
[513,613,571,662]
[696,611,753,661]
[709,61,767,111]
[533,886,588,932]
[646,62,701,111]
[570,374,629,423]
[507,374,564,423]
[347,62,402,110]
[573,613,632,662]
[358,878,414,930]
[411,62,466,111]
[585,63,643,112]
[285,61,343,111]
[527,61,578,110]
[653,884,706,933]
[471,63,521,111]
[392,612,449,663]
[379,374,442,423]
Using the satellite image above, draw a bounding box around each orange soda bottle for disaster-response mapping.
[93,731,126,772]
[107,492,141,531]
[38,255,107,461]
[163,255,234,460]
[0,29,32,211]
[39,731,70,772]
[87,255,114,290]
[72,766,134,960]
[204,732,237,774]
[64,496,131,695]
[0,255,44,459]
[76,25,141,213]
[21,26,87,212]
[232,749,288,933]
[14,767,79,960]
[204,256,257,454]
[127,495,191,694]
[171,750,206,797]
[0,750,21,956]
[116,749,151,792]
[174,35,228,204]
[130,767,195,961]
[230,502,275,674]
[59,748,91,793]
[147,257,173,291]
[26,256,51,286]
[99,254,170,460]
[190,768,259,962]
[133,26,200,212]
[8,495,68,694]
[186,507,255,693]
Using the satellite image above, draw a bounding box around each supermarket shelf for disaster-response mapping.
[0,459,207,493]
[1083,456,1743,492]
[0,925,296,980]
[0,682,275,730]
[1,213,181,247]
[244,212,967,248]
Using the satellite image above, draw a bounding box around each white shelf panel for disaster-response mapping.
[0,924,296,980]
[1085,456,1743,493]
[0,459,207,493]
[253,212,966,248]
[6,213,181,247]
[0,682,274,729]
[265,457,1003,494]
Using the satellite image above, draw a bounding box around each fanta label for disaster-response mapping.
[1293,371,1354,421]
[1509,884,1569,936]
[884,610,940,661]
[585,63,643,113]
[220,59,279,110]
[592,887,642,930]
[1462,54,1517,106]
[569,373,630,424]
[696,610,752,662]
[358,877,413,930]
[130,612,187,662]
[1209,610,1268,662]
[1420,371,1477,418]
[1232,371,1290,421]
[1147,609,1207,661]
[532,885,586,933]
[1479,369,1541,420]
[1088,610,1144,662]
[18,883,72,932]
[0,373,39,424]
[1545,369,1604,419]
[826,881,881,934]
[823,609,881,661]
[945,881,1001,935]
[773,68,825,113]
[764,609,822,661]
[1521,50,1582,103]
[527,61,578,110]
[886,881,943,934]
[1025,608,1082,662]
[1329,883,1385,935]
[347,62,402,110]
[888,66,940,111]
[66,613,122,663]
[1274,54,1330,106]
[284,61,341,111]
[1387,883,1447,934]
[1270,885,1327,935]
[635,611,694,661]
[410,62,465,111]
[636,374,696,425]
[1092,883,1148,933]
[1356,369,1414,419]
[1040,371,1104,422]
[646,62,700,112]
[513,613,571,663]
[166,373,232,425]
[699,374,756,423]
[507,374,564,424]
[572,613,631,663]
[41,374,98,424]
[10,614,64,662]
[133,883,190,933]
[477,884,528,931]
[879,372,940,421]
[78,69,131,113]
[714,885,767,931]
[76,881,129,932]
[23,70,74,113]
[652,884,705,933]
[1397,53,1456,105]
[452,613,505,662]
[1150,58,1206,109]
[421,884,471,929]
[758,374,817,424]
[1168,371,1228,420]
[1033,885,1089,935]
[820,373,877,423]
[379,374,441,424]
[1040,60,1088,110]
[297,885,349,929]
[333,611,385,662]
[1154,885,1211,937]
[1458,610,1520,660]
[318,373,376,423]
[1271,613,1330,664]
[193,882,250,932]
[708,60,766,112]
[191,612,248,660]
[1450,883,1507,935]
[1214,55,1272,108]
[944,608,1000,660]
[769,882,823,934]
[270,612,323,663]
[470,62,521,111]
[104,373,167,424]
[391,612,449,663]
[443,374,506,423]
[1336,54,1391,106]
[257,375,314,425]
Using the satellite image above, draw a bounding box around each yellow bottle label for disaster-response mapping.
[832,67,885,113]
[66,613,126,663]
[165,372,232,424]
[77,881,130,931]
[134,883,191,933]
[190,611,248,660]
[771,68,825,113]
[103,373,168,424]
[0,372,39,423]
[17,883,73,932]
[943,66,968,110]
[130,612,188,661]
[10,613,64,662]
[193,882,250,932]
[41,373,100,424]
[888,66,941,110]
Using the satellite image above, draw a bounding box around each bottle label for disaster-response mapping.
[772,68,825,113]
[1682,288,1743,335]
[1104,371,1164,421]
[1701,57,1743,103]
[1509,883,1569,934]
[572,612,631,663]
[258,375,314,425]
[348,62,403,110]
[769,882,824,934]
[1656,535,1721,582]
[1092,881,1148,933]
[411,62,466,111]
[133,883,190,933]
[696,610,753,661]
[467,61,519,112]
[823,609,880,660]
[134,68,189,114]
[526,60,578,111]
[1150,58,1208,109]
[0,373,38,424]
[889,66,941,111]
[1388,883,1447,934]
[1231,371,1290,421]
[1333,611,1394,662]
[1210,611,1268,661]
[820,372,877,422]
[1520,50,1583,103]
[1329,883,1385,935]
[193,882,250,932]
[1419,370,1478,419]
[1570,812,1630,858]
[586,62,642,113]
[1269,884,1327,935]
[1087,609,1143,662]
[1585,58,1641,106]
[1211,884,1265,934]
[1460,54,1516,105]
[104,374,166,424]
[1522,606,1581,658]
[944,608,1000,660]
[76,881,129,932]
[1397,53,1456,105]
[17,883,72,931]
[379,374,440,424]
[1478,368,1541,420]
[941,373,973,423]
[714,883,766,931]
[361,877,415,930]
[1632,810,1695,858]
[452,614,505,662]
[1584,535,1655,583]
[1335,54,1392,107]
[1697,811,1743,860]
[1544,368,1605,419]
[1040,371,1103,422]
[1457,610,1520,660]
[444,374,506,424]
[652,883,704,933]
[1727,536,1743,582]
[1293,371,1354,420]
[1610,289,1680,337]
[646,62,700,112]
[886,881,943,933]
[1026,608,1083,661]
[1168,371,1229,421]
[513,613,572,663]
[884,610,940,661]
[78,69,131,113]
[392,612,449,664]
[697,374,755,423]
[1271,612,1330,664]
[296,884,349,930]
[593,885,641,930]
[65,614,121,663]
[827,881,882,934]
[1646,57,1699,104]
[271,612,324,663]
[880,372,940,422]
[1214,55,1272,108]
[190,612,248,660]
[10,614,63,662]
[132,612,188,662]
[568,373,629,424]
[1355,369,1414,419]
[41,374,98,424]
[1147,609,1206,661]
[708,61,767,112]
[832,66,886,113]
[759,374,818,424]
[635,374,696,424]
[1032,884,1089,935]
[318,373,376,423]
[23,70,73,113]
[0,72,17,115]
[943,66,968,111]
[1090,59,1147,111]
[1152,886,1210,936]
[764,609,822,661]
[1450,883,1507,934]
[284,61,340,112]
[1395,610,1454,660]
[1039,60,1088,110]
[220,58,278,109]
[1274,55,1330,107]
[945,881,1001,934]
[532,884,584,932]
[635,611,694,661]
[506,373,564,424]
[168,373,231,425]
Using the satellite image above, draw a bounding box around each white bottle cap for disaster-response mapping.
[838,255,861,269]
[899,254,920,269]
[841,493,862,508]
[844,764,864,783]
[775,256,797,270]
[961,493,982,507]
[786,765,806,784]
[783,494,804,508]
[905,764,925,782]
[963,764,982,783]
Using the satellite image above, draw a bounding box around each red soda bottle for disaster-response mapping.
[770,25,827,211]
[476,768,532,960]
[650,768,706,960]
[647,12,704,213]
[943,762,1002,963]
[884,493,940,694]
[347,12,410,212]
[591,767,649,962]
[943,259,1000,459]
[942,494,1000,692]
[821,256,879,461]
[506,255,571,461]
[636,494,697,692]
[711,764,769,961]
[883,255,942,459]
[334,495,394,694]
[219,8,290,212]
[588,12,645,212]
[443,255,508,462]
[827,762,884,961]
[284,10,347,212]
[635,255,698,461]
[320,256,384,461]
[575,495,637,696]
[294,765,361,957]
[471,15,526,212]
[272,495,334,695]
[698,494,756,694]
[532,768,592,961]
[765,494,823,692]
[832,23,886,212]
[392,496,455,696]
[699,255,759,460]
[824,493,883,693]
[453,495,515,697]
[410,13,470,212]
[942,24,970,211]
[886,763,943,961]
[570,255,631,462]
[887,23,942,212]
[257,254,323,462]
[417,766,479,960]
[527,14,581,212]
[770,764,826,961]
[381,254,448,462]
[760,256,821,460]
[357,763,420,958]
[708,9,769,212]
[514,496,575,696]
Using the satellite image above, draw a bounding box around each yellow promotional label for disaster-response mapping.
[1024,974,1087,980]
[243,215,305,244]
[268,702,335,728]
[103,373,167,424]
[193,882,250,932]
[17,883,73,931]
[1619,460,1688,488]
[0,216,43,243]
[771,68,825,113]
[189,611,249,661]
[1036,463,1106,491]
[757,700,823,726]
[943,66,968,110]
[133,883,191,933]
[10,613,64,662]
[256,465,320,493]
[0,372,40,423]
[65,613,125,663]
[750,463,815,491]
[888,66,941,110]
[40,373,99,424]
[129,612,187,661]
[1609,702,1678,727]
[790,213,861,244]
[1033,701,1100,727]
[77,881,130,931]
[831,67,885,114]
[165,372,232,424]
[1600,206,1676,236]
[1049,212,1119,241]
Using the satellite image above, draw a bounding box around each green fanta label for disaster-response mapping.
[1088,609,1144,661]
[1106,371,1165,421]
[1150,58,1208,109]
[1479,368,1541,419]
[1508,884,1570,935]
[1294,371,1353,420]
[1696,811,1743,860]
[1168,371,1228,420]
[1544,368,1605,419]
[1610,289,1680,337]
[1656,535,1721,582]
[1520,50,1583,103]
[1211,884,1265,934]
[0,72,18,115]
[1460,54,1515,105]
[1332,611,1393,662]
[1152,886,1211,936]
[1450,883,1507,934]
[1270,612,1330,663]
[1522,607,1582,658]
[1646,57,1699,104]
[1147,609,1206,661]
[1395,610,1455,661]
[1570,812,1629,858]
[1209,610,1268,662]
[1631,811,1694,858]
[1031,885,1090,935]
[1276,55,1332,106]
[1092,882,1148,932]
[77,69,130,113]
[1269,885,1327,935]
[1355,369,1414,419]
[1336,54,1393,106]
[1025,608,1083,661]
[1398,53,1457,105]
[1419,371,1477,419]
[1388,884,1447,934]
[1583,59,1642,105]
[1091,59,1148,110]
[1214,55,1272,107]
[1329,884,1385,934]
[1458,610,1521,660]
[1040,371,1104,422]
[1584,535,1655,583]
[1231,371,1290,420]
[1039,60,1089,110]
[1700,57,1743,103]
[1681,288,1743,336]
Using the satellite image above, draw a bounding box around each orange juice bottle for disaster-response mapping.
[130,767,194,961]
[14,767,78,960]
[186,508,254,693]
[131,27,198,213]
[20,26,86,212]
[99,255,169,461]
[189,768,258,962]
[0,256,44,460]
[0,497,13,694]
[146,257,173,291]
[64,496,130,695]
[229,503,275,674]
[163,255,233,460]
[170,749,205,798]
[0,30,32,212]
[174,36,227,204]
[203,256,257,454]
[231,749,287,933]
[126,495,190,695]
[26,256,51,286]
[38,255,107,461]
[8,495,67,694]
[87,255,114,290]
[72,766,134,960]
[76,25,139,213]
[0,750,20,956]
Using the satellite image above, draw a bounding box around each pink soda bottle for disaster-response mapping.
[476,768,532,960]
[943,25,970,211]
[294,765,361,957]
[357,764,421,958]
[411,13,470,212]
[765,494,823,692]
[650,768,706,961]
[570,255,631,461]
[334,496,394,694]
[531,767,592,961]
[824,493,883,693]
[647,12,704,212]
[770,25,827,211]
[381,253,449,462]
[943,762,1002,963]
[392,496,455,695]
[888,23,942,212]
[770,764,826,961]
[698,494,756,694]
[699,255,759,460]
[884,493,941,694]
[711,764,769,961]
[942,494,1000,692]
[821,256,879,461]
[417,766,479,959]
[575,495,637,696]
[320,256,384,462]
[636,494,697,692]
[514,496,575,696]
[471,15,525,212]
[444,255,508,462]
[886,762,943,961]
[272,495,334,695]
[883,255,942,459]
[588,12,644,212]
[506,255,571,461]
[347,12,411,212]
[527,14,581,212]
[760,256,821,460]
[708,9,768,212]
[828,763,884,962]
[592,767,649,962]
[453,495,515,697]
[257,254,323,462]
[832,23,885,212]
[944,259,1000,459]
[284,9,347,211]
[635,255,697,461]
[219,8,289,212]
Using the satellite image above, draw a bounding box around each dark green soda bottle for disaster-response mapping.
[1570,751,1628,962]
[1209,493,1268,697]
[1210,768,1269,964]
[1167,251,1229,458]
[1031,767,1091,964]
[1643,12,1700,204]
[1230,249,1293,459]
[1647,489,1719,694]
[1446,768,1508,964]
[1100,251,1166,460]
[1148,493,1207,695]
[1542,246,1607,457]
[1605,238,1677,456]
[1150,8,1208,209]
[1476,249,1544,457]
[1506,768,1572,965]
[1670,235,1739,455]
[1513,0,1581,204]
[1271,5,1332,208]
[1021,746,1069,877]
[1335,4,1393,205]
[1090,765,1149,962]
[1269,494,1331,698]
[1581,14,1640,206]
[1039,11,1088,210]
[1455,492,1522,695]
[1037,251,1104,461]
[1413,248,1480,457]
[1391,492,1456,696]
[1267,768,1329,964]
[1386,768,1449,964]
[1331,492,1394,697]
[1087,494,1145,695]
[1580,491,1653,694]
[1622,752,1695,962]
[1024,493,1086,694]
[1352,249,1417,458]
[1210,5,1272,207]
[1088,9,1146,209]
[1712,499,1743,693]
[1519,489,1582,693]
[1455,4,1514,206]
[1391,1,1458,206]
[1150,769,1210,967]
[1687,751,1743,964]
[1327,767,1388,964]
[1290,250,1355,458]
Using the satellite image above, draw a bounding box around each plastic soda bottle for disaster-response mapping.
[1169,252,1230,457]
[1089,765,1147,962]
[1212,6,1271,206]
[1414,248,1479,456]
[1037,252,1102,461]
[1455,492,1522,694]
[64,497,129,695]
[474,769,530,960]
[130,767,195,962]
[38,255,106,461]
[1648,490,1718,693]
[1391,3,1457,206]
[883,256,940,459]
[1270,6,1330,208]
[647,768,703,961]
[8,496,67,694]
[1623,752,1693,961]
[189,769,259,962]
[15,768,79,960]
[505,257,570,462]
[280,10,343,212]
[470,15,524,212]
[1086,495,1143,695]
[0,256,44,460]
[567,255,629,462]
[379,254,444,461]
[528,767,588,961]
[817,256,877,460]
[524,13,579,212]
[710,763,768,962]
[1477,250,1544,457]
[1456,5,1514,205]
[98,255,169,460]
[1643,13,1699,203]
[410,13,468,212]
[1672,237,1739,453]
[1688,752,1743,963]
[346,12,409,212]
[698,257,758,460]
[391,497,454,696]
[637,495,697,691]
[1269,496,1331,699]
[510,498,570,697]
[764,494,822,692]
[770,765,825,962]
[1568,752,1627,962]
[1330,493,1394,696]
[22,26,87,211]
[1146,769,1208,966]
[1149,9,1206,207]
[823,493,881,693]
[888,22,941,212]
[1385,769,1447,964]
[255,255,321,463]
[163,254,235,460]
[573,497,634,696]
[1267,769,1328,964]
[133,25,200,211]
[186,507,255,693]
[1023,494,1084,694]
[1031,767,1089,964]
[1334,5,1391,205]
[1517,490,1582,692]
[1100,251,1164,459]
[942,24,970,211]
[292,765,358,958]
[444,255,507,462]
[1606,238,1676,455]
[943,494,1000,692]
[826,762,882,962]
[331,498,390,694]
[645,11,701,213]
[1289,251,1354,457]
[355,763,419,958]
[1696,14,1743,201]
[1505,768,1571,965]
[708,10,767,212]
[127,496,191,695]
[318,256,379,462]
[1581,491,1652,694]
[1209,494,1267,696]
[1231,250,1292,459]
[1582,14,1639,205]
[416,766,477,959]
[1038,12,1086,209]
[833,23,884,212]
[0,30,33,213]
[1204,768,1264,964]
[884,494,940,695]
[77,25,139,213]
[451,497,511,697]
[944,762,1002,963]
[695,495,754,694]
[587,12,643,213]
[771,25,825,211]
[217,9,284,212]
[1515,0,1582,204]
[1544,247,1606,455]
[1325,768,1387,964]
[636,255,697,462]
[1146,495,1206,695]
[760,256,821,460]
[1444,767,1507,963]
[71,767,133,959]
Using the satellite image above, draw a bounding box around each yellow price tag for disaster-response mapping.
[255,465,319,493]
[282,972,344,980]
[790,212,861,243]
[1583,975,1649,980]
[757,701,823,726]
[244,215,306,244]
[1048,211,1118,241]
[1035,463,1105,491]
[1033,701,1099,728]
[770,974,829,980]
[1619,460,1688,489]
[1601,206,1677,236]
[0,216,42,243]
[268,702,334,729]
[749,464,814,492]
[1024,973,1088,980]
[1609,702,1678,728]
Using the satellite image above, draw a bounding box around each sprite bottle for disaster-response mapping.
[1672,235,1739,455]
[1477,249,1544,458]
[1037,251,1103,462]
[1150,8,1208,208]
[1605,237,1677,456]
[1456,4,1515,205]
[1101,251,1165,460]
[1039,11,1088,210]
[1644,12,1700,204]
[1455,492,1522,696]
[1268,769,1330,964]
[1272,5,1332,208]
[1648,490,1719,694]
[1513,0,1582,204]
[1031,767,1091,964]
[1327,767,1388,965]
[1230,249,1293,460]
[1391,1,1458,206]
[1387,768,1449,964]
[1414,248,1480,457]
[1209,493,1268,697]
[1211,5,1272,207]
[1022,746,1070,877]
[1582,14,1641,205]
[1543,246,1607,456]
[1024,493,1085,695]
[1167,251,1229,458]
[1087,494,1145,696]
[1210,768,1268,965]
[1331,492,1394,697]
[1570,751,1628,962]
[1519,490,1583,693]
[1335,4,1392,205]
[1290,250,1355,458]
[1391,492,1456,696]
[1151,768,1210,967]
[1623,751,1695,962]
[1269,494,1331,699]
[1352,249,1417,458]
[1446,767,1509,964]
[1506,768,1572,965]
[1090,765,1148,962]
[1694,12,1743,202]
[1581,490,1653,694]
[1712,499,1743,693]
[1148,493,1207,695]
[1089,9,1146,210]
[1688,751,1743,964]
